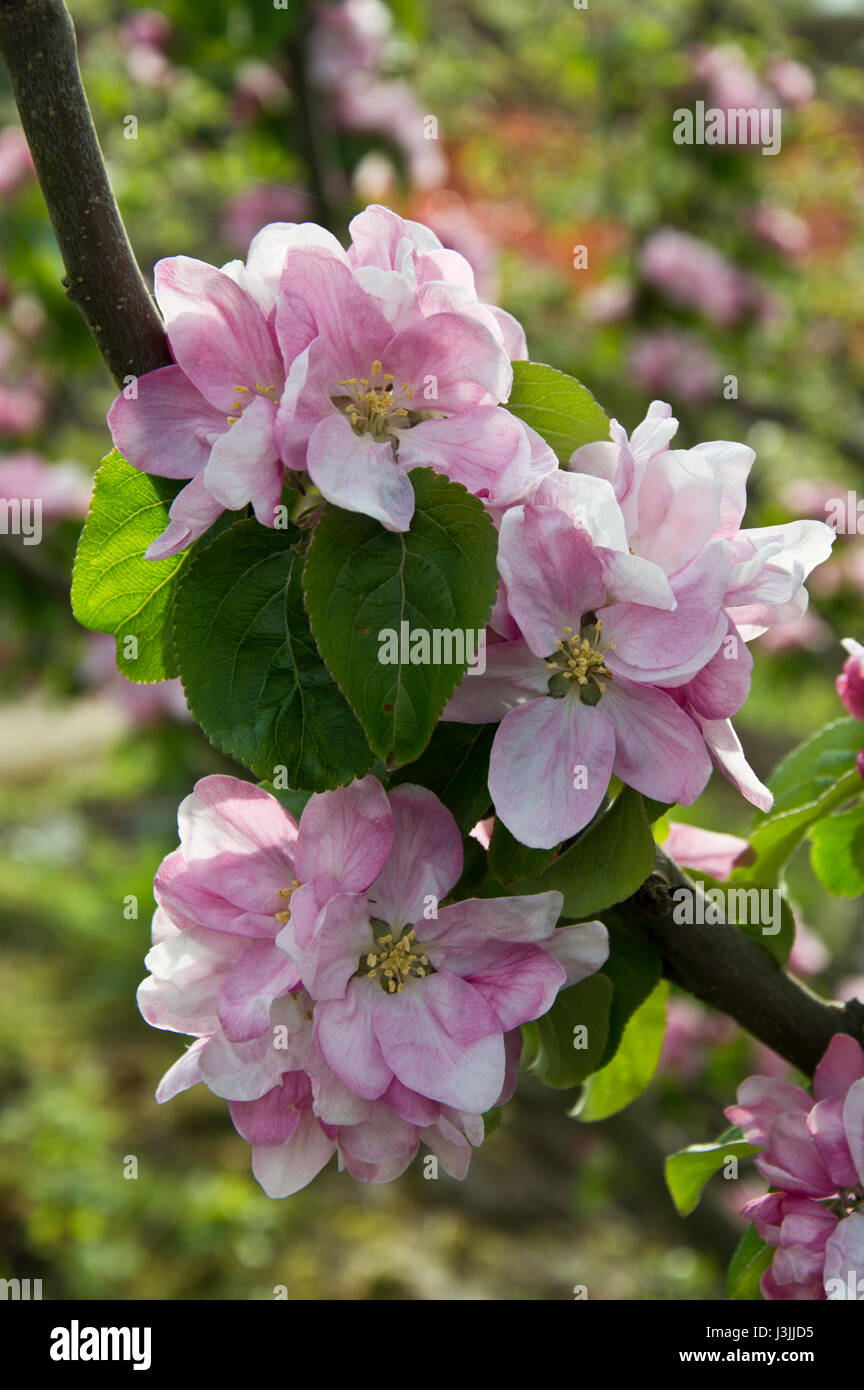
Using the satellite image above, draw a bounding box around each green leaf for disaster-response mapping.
[71,451,187,682]
[739,719,863,884]
[522,973,613,1088]
[489,820,557,884]
[727,1223,772,1301]
[173,520,373,790]
[810,803,864,897]
[572,978,668,1121]
[665,1129,759,1217]
[510,788,655,919]
[595,915,662,1066]
[388,721,495,834]
[304,469,498,767]
[506,361,610,463]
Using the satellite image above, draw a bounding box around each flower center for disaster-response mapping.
[361,926,430,994]
[334,360,417,442]
[275,879,301,923]
[834,1187,864,1218]
[545,616,614,706]
[226,381,279,428]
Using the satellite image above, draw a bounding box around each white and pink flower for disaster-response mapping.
[139,774,607,1195]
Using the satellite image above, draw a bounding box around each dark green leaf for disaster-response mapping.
[173,520,373,790]
[595,915,662,1066]
[489,819,557,884]
[510,788,655,919]
[304,469,498,766]
[522,973,613,1088]
[388,721,495,834]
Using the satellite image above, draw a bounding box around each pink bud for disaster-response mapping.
[857,749,864,781]
[836,643,864,722]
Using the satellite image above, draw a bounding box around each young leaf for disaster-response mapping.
[510,787,655,918]
[571,978,668,1122]
[506,361,610,462]
[173,520,373,790]
[727,1223,772,1301]
[521,973,613,1088]
[739,719,863,884]
[810,803,864,897]
[71,451,187,682]
[665,1128,758,1217]
[304,469,498,767]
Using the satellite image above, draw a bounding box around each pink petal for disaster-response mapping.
[497,505,607,659]
[843,1077,864,1188]
[144,472,226,560]
[217,939,302,1042]
[295,775,393,891]
[442,638,548,723]
[178,775,298,916]
[695,715,773,812]
[367,784,463,927]
[662,822,752,881]
[807,1097,860,1189]
[488,695,615,847]
[155,256,282,411]
[314,979,393,1100]
[229,1073,309,1144]
[251,1110,336,1197]
[107,365,224,478]
[306,413,415,531]
[372,971,505,1111]
[155,1038,207,1102]
[823,1213,864,1298]
[603,678,713,806]
[202,393,282,522]
[813,1033,864,1102]
[465,943,567,1030]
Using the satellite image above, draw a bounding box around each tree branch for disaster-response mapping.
[0,0,171,385]
[605,848,864,1077]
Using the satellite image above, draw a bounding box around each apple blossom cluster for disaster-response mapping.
[727,1034,864,1300]
[108,204,540,556]
[139,774,608,1196]
[443,400,834,847]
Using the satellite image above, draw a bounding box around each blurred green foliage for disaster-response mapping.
[0,0,862,1299]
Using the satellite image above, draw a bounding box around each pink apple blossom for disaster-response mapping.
[443,487,725,846]
[639,229,754,327]
[139,774,605,1195]
[727,1034,864,1299]
[107,222,339,558]
[568,401,835,810]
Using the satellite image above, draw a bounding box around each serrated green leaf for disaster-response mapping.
[572,978,668,1122]
[71,451,187,682]
[506,361,610,462]
[522,973,613,1088]
[173,520,373,790]
[665,1131,758,1217]
[510,787,655,918]
[728,1223,772,1300]
[304,469,498,767]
